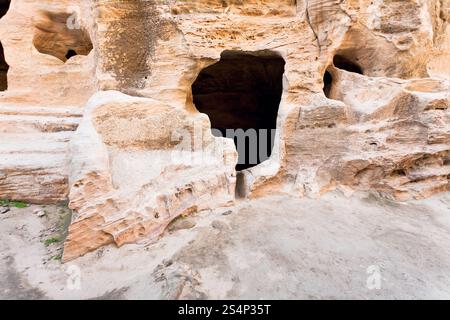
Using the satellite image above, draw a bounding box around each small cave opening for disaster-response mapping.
[323,70,333,98]
[192,51,285,171]
[33,11,93,63]
[65,49,78,60]
[0,0,10,19]
[333,55,363,74]
[0,42,8,91]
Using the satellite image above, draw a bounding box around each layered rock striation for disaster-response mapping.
[0,0,448,260]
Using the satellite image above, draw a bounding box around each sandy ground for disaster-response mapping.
[1,191,450,300]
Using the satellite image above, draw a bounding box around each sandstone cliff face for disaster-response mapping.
[0,0,448,261]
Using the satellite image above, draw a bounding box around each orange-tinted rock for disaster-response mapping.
[0,0,448,260]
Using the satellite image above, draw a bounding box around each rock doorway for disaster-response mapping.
[0,42,8,91]
[192,51,285,171]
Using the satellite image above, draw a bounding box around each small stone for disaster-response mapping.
[212,220,229,231]
[34,209,46,217]
[222,210,233,216]
[0,207,10,214]
[168,217,196,232]
[162,259,173,267]
[96,247,105,259]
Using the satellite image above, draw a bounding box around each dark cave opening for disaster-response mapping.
[65,49,78,60]
[323,70,333,98]
[0,42,8,91]
[0,0,10,19]
[333,55,364,74]
[324,54,363,98]
[333,55,363,74]
[192,51,285,171]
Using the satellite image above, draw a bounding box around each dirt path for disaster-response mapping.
[1,191,450,299]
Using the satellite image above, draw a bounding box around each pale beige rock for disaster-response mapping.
[62,91,237,261]
[0,0,448,260]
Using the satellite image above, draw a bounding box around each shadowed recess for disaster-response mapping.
[323,70,332,98]
[0,0,10,19]
[192,51,285,171]
[33,10,93,63]
[0,42,8,91]
[333,55,363,74]
[65,49,78,60]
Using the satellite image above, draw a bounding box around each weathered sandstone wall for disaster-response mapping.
[0,0,448,261]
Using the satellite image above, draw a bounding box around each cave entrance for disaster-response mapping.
[0,0,10,19]
[323,54,364,99]
[333,55,363,74]
[192,51,285,171]
[323,70,332,98]
[0,0,10,91]
[65,49,78,60]
[0,42,8,91]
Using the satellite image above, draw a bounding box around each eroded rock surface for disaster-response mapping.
[2,192,450,299]
[0,0,448,260]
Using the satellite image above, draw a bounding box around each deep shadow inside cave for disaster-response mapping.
[65,49,78,60]
[0,0,10,91]
[333,55,363,74]
[324,54,363,98]
[323,70,333,98]
[0,42,8,91]
[192,51,285,171]
[0,0,10,19]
